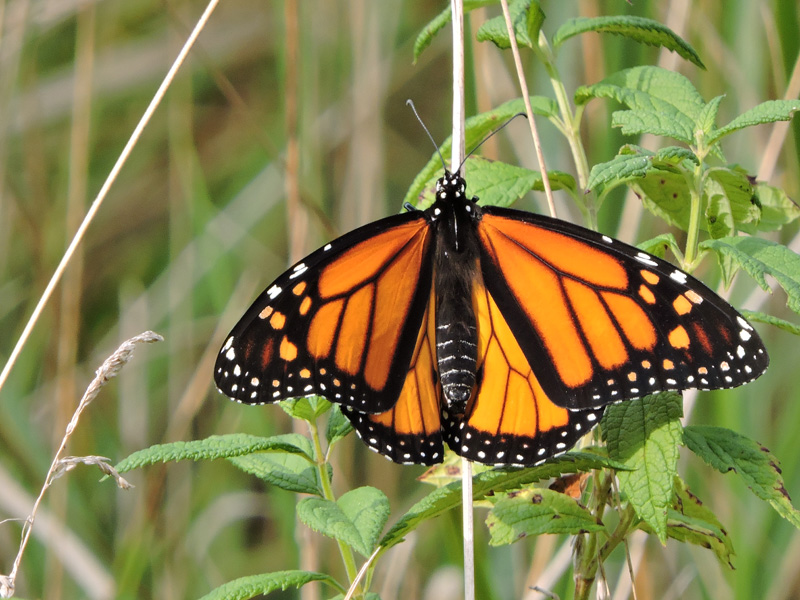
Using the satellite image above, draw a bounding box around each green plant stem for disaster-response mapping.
[536,31,596,229]
[308,419,362,593]
[683,163,704,270]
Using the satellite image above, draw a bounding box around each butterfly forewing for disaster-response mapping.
[214,212,434,413]
[477,207,769,410]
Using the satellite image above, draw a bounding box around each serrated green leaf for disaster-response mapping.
[683,426,800,529]
[412,0,497,62]
[552,16,704,68]
[654,146,699,166]
[380,451,621,549]
[710,99,800,144]
[587,153,654,197]
[326,405,353,447]
[404,96,559,208]
[458,156,574,208]
[753,182,800,232]
[575,66,706,143]
[280,396,331,421]
[629,169,690,231]
[700,236,800,314]
[476,0,544,50]
[601,393,683,543]
[298,487,390,557]
[740,310,800,336]
[114,433,313,473]
[698,94,725,135]
[197,570,343,600]
[636,233,682,260]
[486,488,603,545]
[229,441,322,495]
[638,476,735,569]
[611,108,694,142]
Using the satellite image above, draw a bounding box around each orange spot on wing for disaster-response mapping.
[299,296,312,315]
[663,359,675,370]
[269,311,286,330]
[292,281,307,295]
[259,306,274,320]
[640,270,660,285]
[673,294,692,315]
[638,285,656,305]
[669,325,690,349]
[279,337,298,361]
[299,368,311,379]
[690,322,713,355]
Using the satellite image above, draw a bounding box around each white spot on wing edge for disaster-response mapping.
[669,270,688,284]
[267,285,282,299]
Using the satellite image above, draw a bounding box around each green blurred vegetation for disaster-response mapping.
[0,1,799,599]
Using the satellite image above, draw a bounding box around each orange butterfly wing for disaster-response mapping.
[441,281,603,466]
[476,207,768,410]
[215,213,434,413]
[345,288,445,465]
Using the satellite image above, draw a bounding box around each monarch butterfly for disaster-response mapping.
[214,168,768,466]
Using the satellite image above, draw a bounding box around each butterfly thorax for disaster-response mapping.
[429,171,482,415]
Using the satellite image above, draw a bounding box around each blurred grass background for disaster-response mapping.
[0,1,798,598]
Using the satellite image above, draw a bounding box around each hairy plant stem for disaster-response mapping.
[309,419,361,595]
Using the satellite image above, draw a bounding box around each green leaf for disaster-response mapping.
[698,94,725,135]
[412,0,497,62]
[575,66,706,143]
[638,476,735,569]
[197,570,344,600]
[380,451,622,550]
[552,16,704,68]
[404,96,559,208]
[654,145,699,166]
[700,236,800,314]
[587,152,654,197]
[683,426,800,529]
[636,232,682,261]
[706,167,760,235]
[629,169,690,231]
[297,487,390,557]
[280,396,331,421]
[326,404,353,447]
[228,435,322,495]
[710,99,800,145]
[740,310,800,336]
[753,182,800,232]
[114,433,313,473]
[486,488,603,545]
[476,0,545,50]
[456,156,575,209]
[601,393,683,543]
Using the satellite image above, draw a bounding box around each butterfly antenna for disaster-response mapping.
[457,112,526,173]
[407,99,448,172]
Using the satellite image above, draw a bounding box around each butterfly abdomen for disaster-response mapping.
[431,185,482,414]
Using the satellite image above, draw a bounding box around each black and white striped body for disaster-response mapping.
[430,173,482,415]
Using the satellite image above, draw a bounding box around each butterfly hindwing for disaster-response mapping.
[441,281,603,466]
[215,212,434,413]
[345,288,444,465]
[477,206,769,410]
